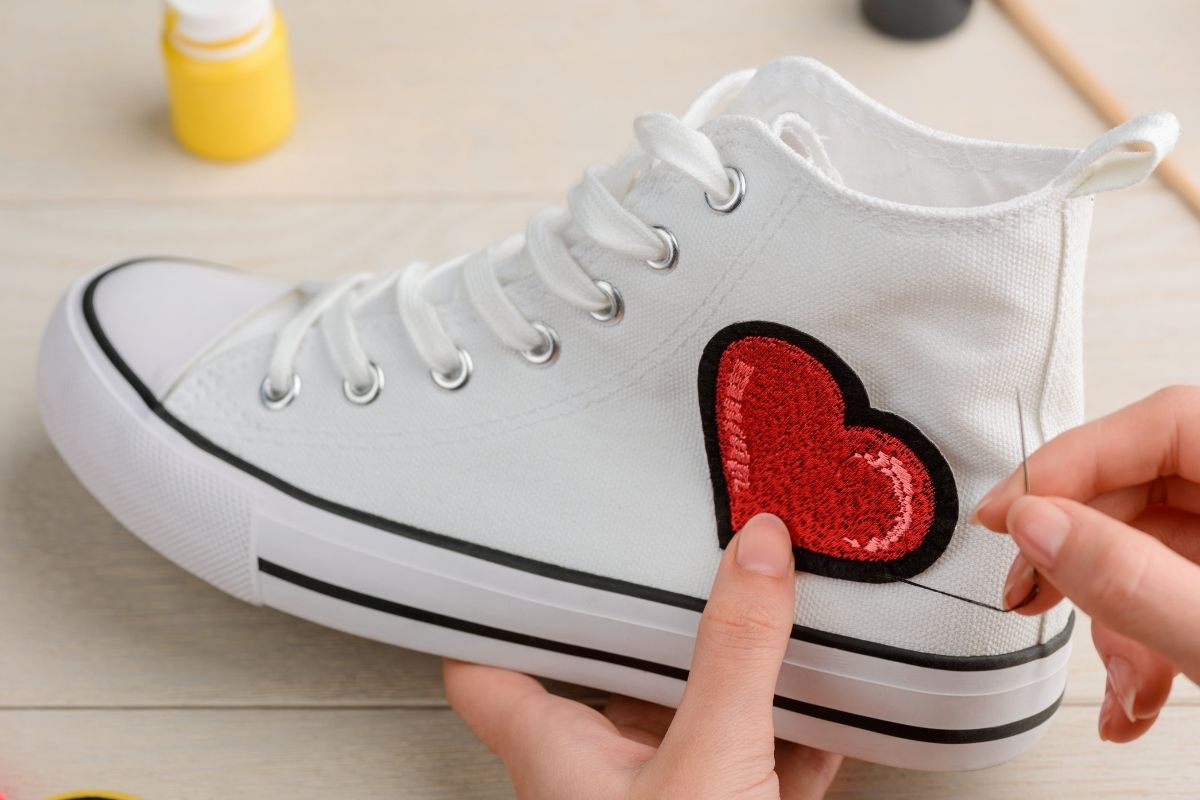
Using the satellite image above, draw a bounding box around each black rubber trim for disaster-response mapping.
[260,559,688,681]
[260,558,1064,745]
[770,691,1062,746]
[81,259,1075,673]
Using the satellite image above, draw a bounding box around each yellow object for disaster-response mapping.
[162,0,296,161]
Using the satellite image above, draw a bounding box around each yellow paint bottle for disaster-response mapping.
[162,0,296,161]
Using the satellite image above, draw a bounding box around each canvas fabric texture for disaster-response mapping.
[139,58,1175,657]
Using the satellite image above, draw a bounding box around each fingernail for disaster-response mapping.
[967,498,990,526]
[736,514,794,578]
[1002,555,1036,610]
[1007,496,1070,569]
[1106,656,1139,724]
[1098,691,1115,741]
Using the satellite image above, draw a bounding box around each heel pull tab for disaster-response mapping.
[1054,112,1180,197]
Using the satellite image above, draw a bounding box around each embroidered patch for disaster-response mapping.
[698,322,958,582]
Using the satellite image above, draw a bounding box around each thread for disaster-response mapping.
[896,391,1043,614]
[897,576,1039,614]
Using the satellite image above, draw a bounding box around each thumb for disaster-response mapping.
[659,513,795,772]
[1007,495,1200,676]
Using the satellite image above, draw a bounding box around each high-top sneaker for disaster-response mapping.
[37,58,1178,770]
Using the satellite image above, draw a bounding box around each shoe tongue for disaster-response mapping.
[720,57,846,122]
[768,112,843,184]
[714,58,850,185]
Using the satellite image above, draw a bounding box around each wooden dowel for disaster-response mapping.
[994,0,1200,220]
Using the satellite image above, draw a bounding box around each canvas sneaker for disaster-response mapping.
[37,58,1178,770]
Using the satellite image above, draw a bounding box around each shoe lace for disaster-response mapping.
[263,70,759,405]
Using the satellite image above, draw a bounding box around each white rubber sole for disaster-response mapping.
[37,261,1072,771]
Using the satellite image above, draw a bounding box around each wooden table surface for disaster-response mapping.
[2,1,1197,797]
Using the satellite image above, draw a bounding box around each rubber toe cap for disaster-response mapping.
[87,258,292,400]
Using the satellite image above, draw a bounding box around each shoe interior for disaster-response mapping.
[729,58,1079,209]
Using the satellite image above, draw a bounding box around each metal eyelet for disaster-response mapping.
[431,348,473,391]
[521,322,560,366]
[645,226,679,271]
[589,280,624,325]
[343,361,384,405]
[705,166,745,214]
[261,373,301,410]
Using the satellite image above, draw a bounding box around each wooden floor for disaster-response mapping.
[2,1,1198,797]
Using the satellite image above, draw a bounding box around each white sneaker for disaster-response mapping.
[38,58,1177,770]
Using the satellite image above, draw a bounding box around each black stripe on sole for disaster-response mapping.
[259,558,1063,746]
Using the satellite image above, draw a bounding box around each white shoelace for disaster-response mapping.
[263,69,834,404]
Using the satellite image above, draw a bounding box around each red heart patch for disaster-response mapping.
[699,322,958,582]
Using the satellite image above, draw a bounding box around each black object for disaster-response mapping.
[861,0,974,40]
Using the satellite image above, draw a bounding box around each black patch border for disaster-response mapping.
[698,321,959,582]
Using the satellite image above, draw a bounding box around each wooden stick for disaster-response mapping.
[994,0,1200,220]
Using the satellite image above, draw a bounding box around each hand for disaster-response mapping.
[972,386,1200,743]
[443,513,842,799]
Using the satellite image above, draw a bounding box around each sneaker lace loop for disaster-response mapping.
[265,69,757,397]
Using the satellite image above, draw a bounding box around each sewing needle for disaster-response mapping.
[1017,389,1030,495]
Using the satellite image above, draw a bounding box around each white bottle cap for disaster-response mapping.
[168,0,273,44]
